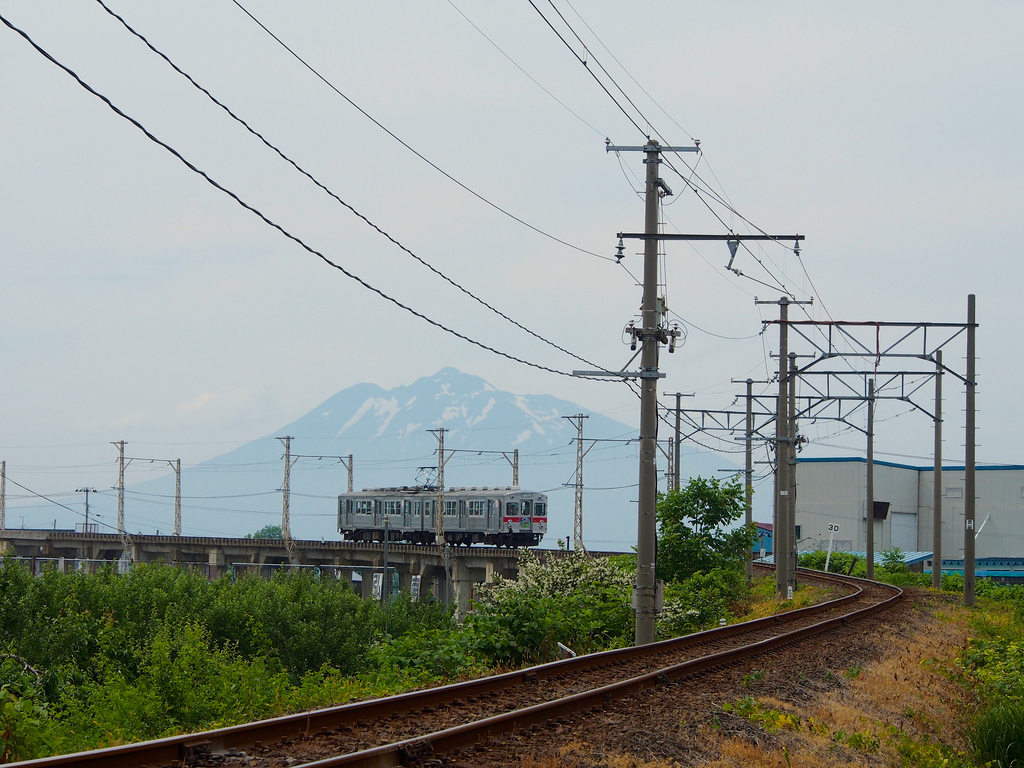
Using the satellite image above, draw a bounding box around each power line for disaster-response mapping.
[446,0,605,137]
[525,0,647,136]
[0,13,602,381]
[94,0,607,373]
[228,0,608,262]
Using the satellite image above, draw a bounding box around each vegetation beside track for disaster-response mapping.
[2,475,1018,766]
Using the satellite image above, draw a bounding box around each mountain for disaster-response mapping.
[116,369,746,551]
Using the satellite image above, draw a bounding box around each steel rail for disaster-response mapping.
[303,574,902,767]
[9,567,890,768]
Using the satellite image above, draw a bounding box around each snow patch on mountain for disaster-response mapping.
[338,396,398,436]
[466,397,496,427]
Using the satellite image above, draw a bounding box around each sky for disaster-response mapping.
[1,1,1022,531]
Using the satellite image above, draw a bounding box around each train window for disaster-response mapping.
[506,502,519,515]
[445,500,458,516]
[534,502,546,516]
[355,499,373,514]
[521,500,532,516]
[383,500,401,517]
[468,500,486,516]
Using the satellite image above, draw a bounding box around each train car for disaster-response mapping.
[337,486,547,547]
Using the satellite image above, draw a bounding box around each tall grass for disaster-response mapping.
[971,698,1024,767]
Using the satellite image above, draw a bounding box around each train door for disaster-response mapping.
[373,499,382,527]
[487,498,497,531]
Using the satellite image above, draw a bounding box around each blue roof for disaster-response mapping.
[797,457,1024,472]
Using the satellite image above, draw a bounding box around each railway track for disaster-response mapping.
[12,566,900,768]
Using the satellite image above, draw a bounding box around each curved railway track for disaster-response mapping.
[12,566,901,768]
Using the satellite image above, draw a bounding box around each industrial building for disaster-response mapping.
[794,458,1024,571]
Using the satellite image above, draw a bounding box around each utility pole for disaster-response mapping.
[499,449,519,487]
[111,441,132,560]
[1,461,5,532]
[964,294,977,605]
[634,139,665,646]
[787,352,798,593]
[112,440,126,534]
[663,393,695,491]
[604,140,801,641]
[277,436,298,561]
[562,414,592,552]
[866,379,875,580]
[744,380,755,581]
[168,459,181,536]
[343,455,354,493]
[75,487,96,532]
[932,350,943,590]
[429,428,455,604]
[755,296,810,599]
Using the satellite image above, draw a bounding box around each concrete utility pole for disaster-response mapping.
[500,449,519,487]
[562,414,592,552]
[429,428,455,604]
[75,487,96,531]
[663,393,695,491]
[277,436,299,561]
[755,296,809,599]
[866,379,875,580]
[169,459,181,536]
[343,455,354,493]
[744,380,755,582]
[112,440,126,534]
[1,460,6,532]
[964,294,977,605]
[787,352,798,592]
[605,141,800,642]
[933,350,943,589]
[634,139,665,646]
[111,441,132,560]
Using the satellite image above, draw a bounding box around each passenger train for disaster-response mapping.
[337,486,547,546]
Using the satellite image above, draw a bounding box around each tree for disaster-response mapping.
[656,476,755,582]
[245,525,283,540]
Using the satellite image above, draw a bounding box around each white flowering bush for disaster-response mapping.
[466,550,635,663]
[476,549,633,603]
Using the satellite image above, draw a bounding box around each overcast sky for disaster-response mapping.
[2,1,1021,528]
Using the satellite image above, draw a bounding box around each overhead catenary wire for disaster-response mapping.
[0,13,612,382]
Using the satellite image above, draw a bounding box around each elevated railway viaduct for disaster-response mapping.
[0,530,576,615]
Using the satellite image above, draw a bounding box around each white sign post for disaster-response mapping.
[825,523,840,573]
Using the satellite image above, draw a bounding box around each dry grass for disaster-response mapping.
[512,589,975,768]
